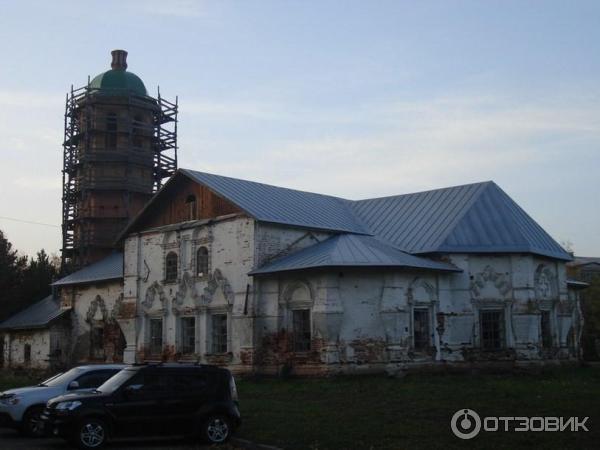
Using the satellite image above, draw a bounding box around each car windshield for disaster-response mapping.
[96,369,137,394]
[41,368,85,387]
[38,372,64,386]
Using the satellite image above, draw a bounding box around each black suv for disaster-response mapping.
[41,364,241,449]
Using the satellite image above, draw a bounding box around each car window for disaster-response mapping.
[97,369,137,393]
[74,370,120,389]
[167,371,210,394]
[44,368,86,387]
[125,372,168,393]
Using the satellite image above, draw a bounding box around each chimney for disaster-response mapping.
[111,49,128,71]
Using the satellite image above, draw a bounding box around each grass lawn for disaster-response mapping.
[1,367,598,449]
[236,367,600,450]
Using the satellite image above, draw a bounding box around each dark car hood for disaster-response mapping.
[48,390,110,407]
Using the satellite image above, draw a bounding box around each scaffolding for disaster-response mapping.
[61,83,178,272]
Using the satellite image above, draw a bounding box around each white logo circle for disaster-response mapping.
[451,409,481,439]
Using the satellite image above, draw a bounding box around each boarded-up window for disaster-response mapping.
[541,310,553,349]
[24,344,31,364]
[480,310,504,350]
[293,309,311,352]
[186,195,197,220]
[211,314,228,353]
[181,317,196,355]
[165,252,178,283]
[196,247,209,277]
[413,308,430,351]
[149,318,163,355]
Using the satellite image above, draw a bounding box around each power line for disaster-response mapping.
[0,216,60,228]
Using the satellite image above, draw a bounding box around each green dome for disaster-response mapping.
[89,69,147,96]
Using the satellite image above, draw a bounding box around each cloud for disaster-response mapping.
[184,92,600,198]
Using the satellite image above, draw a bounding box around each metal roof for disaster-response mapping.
[181,169,369,234]
[566,279,590,290]
[53,253,123,287]
[568,257,600,267]
[351,181,572,261]
[0,296,70,331]
[249,234,460,275]
[123,170,570,263]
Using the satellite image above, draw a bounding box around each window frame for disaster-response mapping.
[24,343,31,364]
[412,308,431,351]
[179,316,196,355]
[540,309,553,349]
[105,112,118,149]
[165,251,178,283]
[292,309,311,352]
[149,317,164,356]
[211,314,228,354]
[90,324,105,360]
[196,246,209,278]
[479,309,505,351]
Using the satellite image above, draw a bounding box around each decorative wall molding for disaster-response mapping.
[174,272,199,309]
[280,279,315,308]
[86,295,109,323]
[142,281,168,312]
[407,277,437,304]
[201,269,234,306]
[535,264,558,300]
[471,265,512,298]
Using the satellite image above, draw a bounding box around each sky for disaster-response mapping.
[0,0,599,258]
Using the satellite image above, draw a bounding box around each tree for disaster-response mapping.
[0,230,58,322]
[0,229,27,320]
[20,249,58,311]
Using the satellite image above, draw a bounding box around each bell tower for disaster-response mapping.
[61,50,178,272]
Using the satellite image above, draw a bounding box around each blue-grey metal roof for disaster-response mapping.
[181,169,369,234]
[250,234,460,275]
[53,253,123,287]
[125,170,570,262]
[351,181,572,261]
[0,296,69,330]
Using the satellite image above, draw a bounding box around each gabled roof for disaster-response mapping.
[181,169,369,234]
[53,253,123,287]
[121,169,571,263]
[250,234,460,275]
[351,181,571,261]
[0,296,69,331]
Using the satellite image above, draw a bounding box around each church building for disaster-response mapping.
[0,51,585,374]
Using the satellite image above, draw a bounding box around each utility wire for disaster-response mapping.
[0,216,60,228]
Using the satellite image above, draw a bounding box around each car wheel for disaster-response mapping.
[75,418,107,449]
[202,414,232,444]
[20,406,45,437]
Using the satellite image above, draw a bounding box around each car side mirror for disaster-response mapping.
[68,380,80,390]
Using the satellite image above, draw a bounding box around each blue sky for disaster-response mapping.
[0,0,599,257]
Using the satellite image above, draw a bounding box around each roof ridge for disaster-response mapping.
[352,180,495,203]
[181,168,351,202]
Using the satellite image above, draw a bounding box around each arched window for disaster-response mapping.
[165,252,178,283]
[132,115,143,148]
[196,247,209,277]
[186,195,197,220]
[105,112,117,148]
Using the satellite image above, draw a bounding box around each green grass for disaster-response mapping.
[236,367,600,450]
[1,368,598,449]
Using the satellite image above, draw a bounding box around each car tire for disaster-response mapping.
[73,417,108,449]
[20,405,45,437]
[202,414,232,444]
